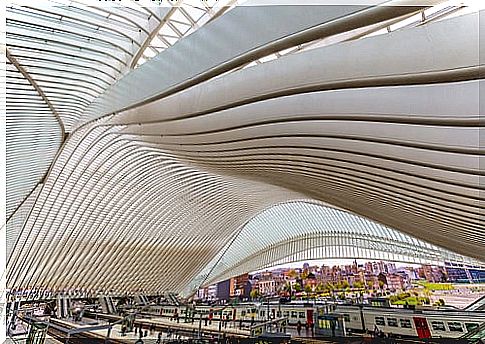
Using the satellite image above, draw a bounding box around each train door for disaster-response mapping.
[306,309,314,325]
[413,317,431,338]
[271,309,275,319]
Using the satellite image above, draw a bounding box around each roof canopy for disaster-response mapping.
[5,1,484,296]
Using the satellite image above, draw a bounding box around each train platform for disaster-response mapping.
[53,316,254,342]
[53,317,189,343]
[134,317,251,338]
[86,312,332,339]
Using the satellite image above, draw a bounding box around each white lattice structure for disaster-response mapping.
[5,1,485,296]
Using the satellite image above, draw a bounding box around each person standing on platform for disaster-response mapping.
[174,311,178,323]
[135,330,144,344]
[156,332,162,344]
[297,320,302,336]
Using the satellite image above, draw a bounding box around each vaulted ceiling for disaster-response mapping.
[5,0,484,296]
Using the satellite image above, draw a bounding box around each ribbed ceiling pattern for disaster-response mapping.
[6,118,303,293]
[6,185,42,261]
[5,3,484,296]
[193,201,482,293]
[6,61,62,220]
[6,1,171,131]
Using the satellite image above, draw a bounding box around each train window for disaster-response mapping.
[291,311,297,318]
[318,319,332,329]
[283,311,289,317]
[241,310,246,317]
[299,312,306,319]
[400,319,412,328]
[465,323,479,333]
[431,321,446,331]
[447,322,463,332]
[251,308,256,313]
[343,314,350,323]
[277,311,282,318]
[375,317,385,326]
[387,318,398,327]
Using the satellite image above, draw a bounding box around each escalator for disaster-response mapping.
[465,296,485,312]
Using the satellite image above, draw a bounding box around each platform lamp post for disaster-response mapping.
[267,297,270,321]
[278,297,282,318]
[218,314,222,342]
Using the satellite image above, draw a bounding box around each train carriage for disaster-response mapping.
[337,305,485,339]
[142,301,485,339]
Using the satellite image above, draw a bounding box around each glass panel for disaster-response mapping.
[400,319,412,328]
[465,323,479,333]
[432,321,446,331]
[448,322,463,332]
[387,318,398,327]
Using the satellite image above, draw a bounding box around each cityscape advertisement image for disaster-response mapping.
[1,0,485,343]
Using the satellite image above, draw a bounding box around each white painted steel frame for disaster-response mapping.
[6,4,484,296]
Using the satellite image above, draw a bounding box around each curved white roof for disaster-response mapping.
[5,1,484,296]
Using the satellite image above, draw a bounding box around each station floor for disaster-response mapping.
[54,318,189,342]
[7,317,319,343]
[135,317,319,339]
[140,317,251,336]
[53,317,257,340]
[94,317,318,339]
[55,316,254,340]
